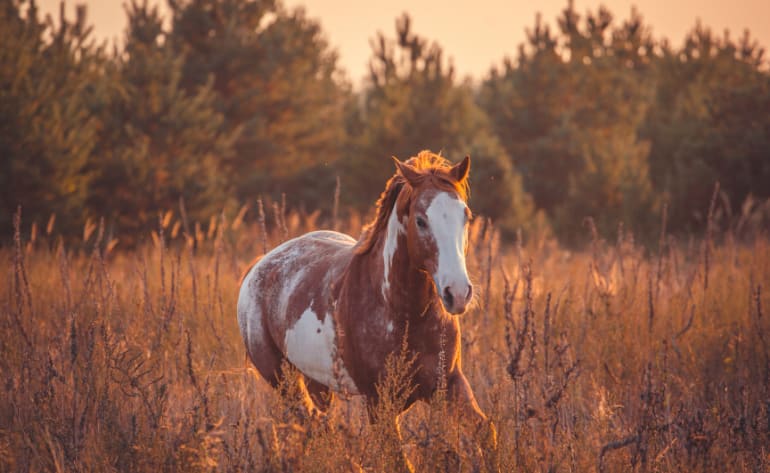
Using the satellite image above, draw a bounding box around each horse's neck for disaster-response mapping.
[347,231,435,321]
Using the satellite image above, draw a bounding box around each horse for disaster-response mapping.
[237,151,496,467]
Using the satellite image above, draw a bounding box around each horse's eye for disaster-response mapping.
[416,217,427,229]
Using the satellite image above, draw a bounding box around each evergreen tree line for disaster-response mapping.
[2,0,769,244]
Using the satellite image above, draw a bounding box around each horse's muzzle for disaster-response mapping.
[442,283,473,314]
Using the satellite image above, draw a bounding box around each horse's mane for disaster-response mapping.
[354,150,469,255]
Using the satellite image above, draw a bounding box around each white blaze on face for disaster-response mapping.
[425,192,470,297]
[284,306,358,393]
[381,203,404,300]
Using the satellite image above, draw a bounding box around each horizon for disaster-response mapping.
[35,0,770,86]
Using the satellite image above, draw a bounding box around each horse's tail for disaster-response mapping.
[239,255,264,286]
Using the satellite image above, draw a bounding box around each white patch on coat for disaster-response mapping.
[425,192,470,293]
[381,203,404,300]
[284,306,358,393]
[386,321,394,333]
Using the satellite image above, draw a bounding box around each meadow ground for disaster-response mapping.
[1,204,769,472]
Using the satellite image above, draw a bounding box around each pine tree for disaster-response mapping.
[643,23,770,231]
[0,0,101,236]
[166,0,348,206]
[480,2,659,242]
[480,12,573,213]
[86,0,238,241]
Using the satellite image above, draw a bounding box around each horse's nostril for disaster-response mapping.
[443,286,454,309]
[466,284,473,300]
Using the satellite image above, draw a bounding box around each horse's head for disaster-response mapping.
[393,154,473,315]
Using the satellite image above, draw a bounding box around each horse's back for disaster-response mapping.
[237,230,358,390]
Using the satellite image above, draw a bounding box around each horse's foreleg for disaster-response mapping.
[365,400,415,473]
[447,369,498,449]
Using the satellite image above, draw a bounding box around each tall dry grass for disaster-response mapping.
[1,197,769,472]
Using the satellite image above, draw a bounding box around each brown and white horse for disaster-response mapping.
[237,151,494,454]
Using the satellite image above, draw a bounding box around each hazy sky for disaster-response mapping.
[36,0,770,86]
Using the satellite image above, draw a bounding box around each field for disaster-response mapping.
[2,203,769,472]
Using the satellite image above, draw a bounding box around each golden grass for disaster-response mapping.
[2,205,769,472]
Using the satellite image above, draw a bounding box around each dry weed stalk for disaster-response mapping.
[257,197,268,255]
[11,207,33,351]
[703,181,720,292]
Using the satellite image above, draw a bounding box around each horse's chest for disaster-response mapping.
[350,315,459,399]
[354,320,399,367]
[413,332,459,396]
[343,318,403,388]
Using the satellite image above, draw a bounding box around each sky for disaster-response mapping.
[36,0,770,86]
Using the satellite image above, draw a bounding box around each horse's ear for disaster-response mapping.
[392,156,422,186]
[450,155,471,182]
